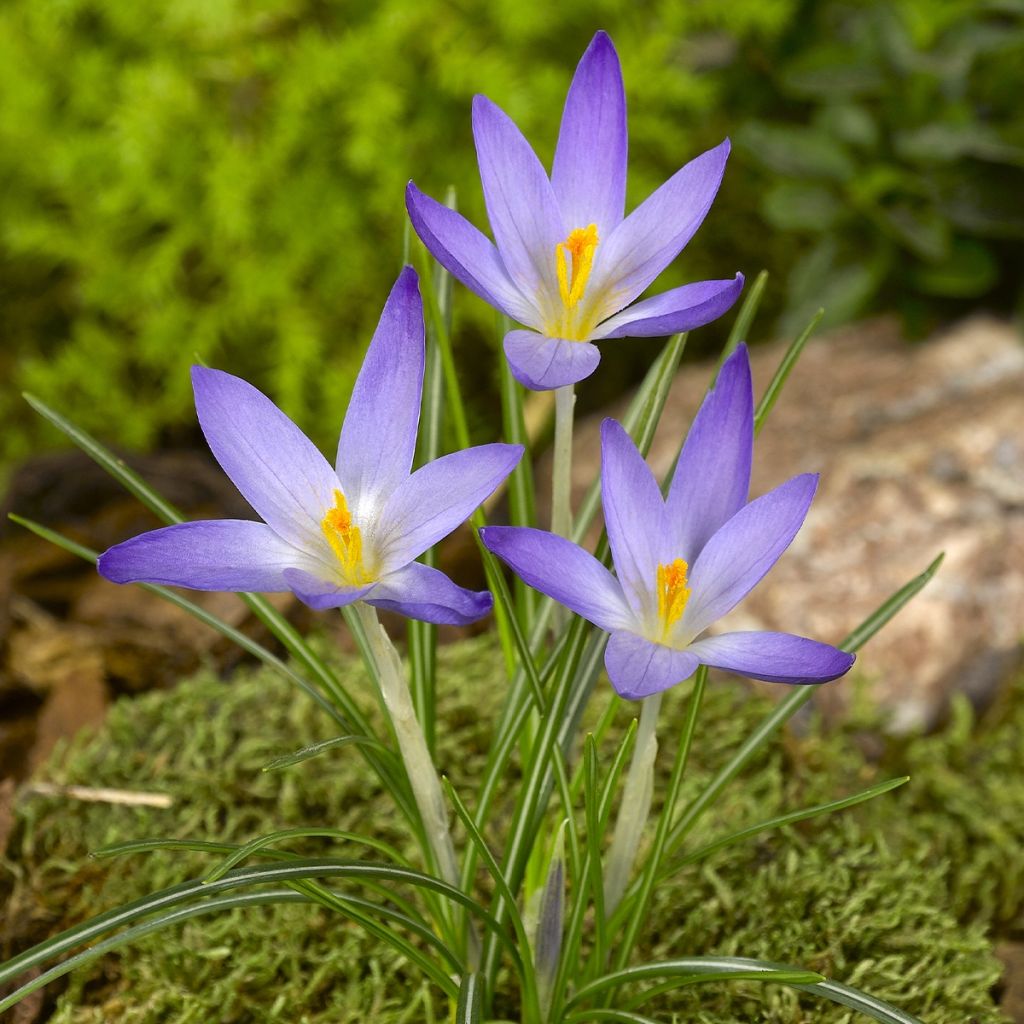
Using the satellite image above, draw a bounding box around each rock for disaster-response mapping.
[562,316,1024,731]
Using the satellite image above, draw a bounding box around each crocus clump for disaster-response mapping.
[482,345,854,698]
[407,31,744,391]
[99,267,522,624]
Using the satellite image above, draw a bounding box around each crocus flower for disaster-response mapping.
[481,345,854,698]
[406,30,744,392]
[99,267,523,624]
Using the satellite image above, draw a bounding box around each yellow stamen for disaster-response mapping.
[321,489,370,585]
[555,224,599,309]
[656,558,691,638]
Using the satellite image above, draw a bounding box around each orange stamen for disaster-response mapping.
[321,489,370,584]
[555,224,599,309]
[656,558,691,638]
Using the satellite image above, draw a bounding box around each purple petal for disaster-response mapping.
[588,140,730,321]
[472,95,565,305]
[337,267,425,517]
[688,631,855,685]
[600,419,666,621]
[376,444,523,568]
[192,367,339,552]
[406,183,537,325]
[551,31,627,235]
[282,568,373,611]
[480,526,632,632]
[98,520,323,592]
[503,330,601,391]
[366,561,492,625]
[666,343,754,562]
[591,274,744,340]
[682,474,818,638]
[605,631,699,700]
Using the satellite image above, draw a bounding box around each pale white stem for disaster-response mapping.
[551,384,575,540]
[603,692,662,914]
[355,603,460,892]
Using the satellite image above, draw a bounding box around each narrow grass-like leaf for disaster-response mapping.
[753,308,824,436]
[566,957,823,1009]
[0,859,520,996]
[443,779,540,1019]
[565,1012,660,1024]
[583,735,608,969]
[793,977,926,1024]
[663,553,944,860]
[456,971,483,1023]
[722,269,768,358]
[261,735,390,772]
[202,827,412,882]
[666,776,910,875]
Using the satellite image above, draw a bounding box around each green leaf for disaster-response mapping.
[456,972,482,1023]
[723,270,768,355]
[565,957,824,1009]
[911,238,999,297]
[261,735,390,772]
[753,309,825,436]
[762,183,842,231]
[736,122,857,181]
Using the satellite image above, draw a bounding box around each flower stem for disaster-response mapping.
[602,692,662,914]
[354,604,464,904]
[551,384,575,539]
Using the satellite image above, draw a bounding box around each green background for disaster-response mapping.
[2,0,1022,465]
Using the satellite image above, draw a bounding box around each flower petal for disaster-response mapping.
[337,267,425,518]
[480,526,632,632]
[98,520,323,592]
[588,139,731,321]
[591,274,744,340]
[192,367,339,552]
[682,473,818,638]
[688,631,855,685]
[600,419,666,621]
[551,31,627,235]
[666,343,754,561]
[376,444,523,569]
[405,182,537,324]
[472,95,565,305]
[605,630,699,700]
[282,568,373,611]
[503,330,601,391]
[366,561,492,625]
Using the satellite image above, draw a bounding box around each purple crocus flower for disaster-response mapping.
[99,267,523,624]
[406,30,744,392]
[481,346,854,698]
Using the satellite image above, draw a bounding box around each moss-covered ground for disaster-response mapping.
[3,635,1022,1022]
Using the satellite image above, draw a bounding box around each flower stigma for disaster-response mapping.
[321,489,372,585]
[656,558,690,641]
[555,224,599,312]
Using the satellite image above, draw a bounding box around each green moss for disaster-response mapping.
[4,637,1018,1022]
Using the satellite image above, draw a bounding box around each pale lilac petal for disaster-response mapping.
[98,520,324,592]
[600,419,666,620]
[405,183,538,325]
[503,330,601,391]
[605,631,699,700]
[366,561,492,625]
[337,267,425,517]
[551,31,627,235]
[472,95,565,304]
[192,367,339,552]
[480,526,632,632]
[688,631,855,685]
[376,444,523,569]
[588,140,731,321]
[682,474,818,638]
[282,568,373,611]
[666,343,754,561]
[591,275,744,340]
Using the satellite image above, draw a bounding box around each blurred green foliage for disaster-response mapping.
[1,0,1021,466]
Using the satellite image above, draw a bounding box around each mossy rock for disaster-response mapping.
[3,635,1020,1022]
